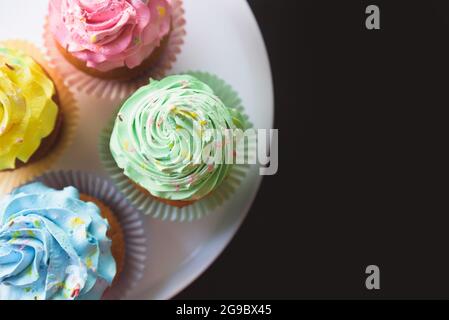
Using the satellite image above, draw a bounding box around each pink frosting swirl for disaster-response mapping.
[49,0,172,72]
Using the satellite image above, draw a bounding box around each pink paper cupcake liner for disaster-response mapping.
[43,0,186,100]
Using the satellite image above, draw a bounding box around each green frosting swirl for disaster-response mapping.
[110,75,245,202]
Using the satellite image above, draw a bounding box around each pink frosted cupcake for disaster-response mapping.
[48,0,173,80]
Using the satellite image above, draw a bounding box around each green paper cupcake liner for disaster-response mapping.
[99,71,255,221]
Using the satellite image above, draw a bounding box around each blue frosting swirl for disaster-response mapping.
[0,183,116,300]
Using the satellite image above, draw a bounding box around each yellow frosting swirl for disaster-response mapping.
[0,47,58,170]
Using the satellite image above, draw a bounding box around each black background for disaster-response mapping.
[177,0,449,299]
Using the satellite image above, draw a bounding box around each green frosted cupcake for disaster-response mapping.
[109,74,247,208]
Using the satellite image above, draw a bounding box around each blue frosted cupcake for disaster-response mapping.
[0,182,118,300]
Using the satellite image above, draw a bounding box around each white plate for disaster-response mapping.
[0,0,274,299]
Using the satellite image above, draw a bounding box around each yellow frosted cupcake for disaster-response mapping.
[0,47,61,170]
[0,42,78,193]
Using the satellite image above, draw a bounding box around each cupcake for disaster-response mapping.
[0,47,61,171]
[0,42,78,194]
[48,0,173,80]
[109,74,247,208]
[0,182,124,300]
